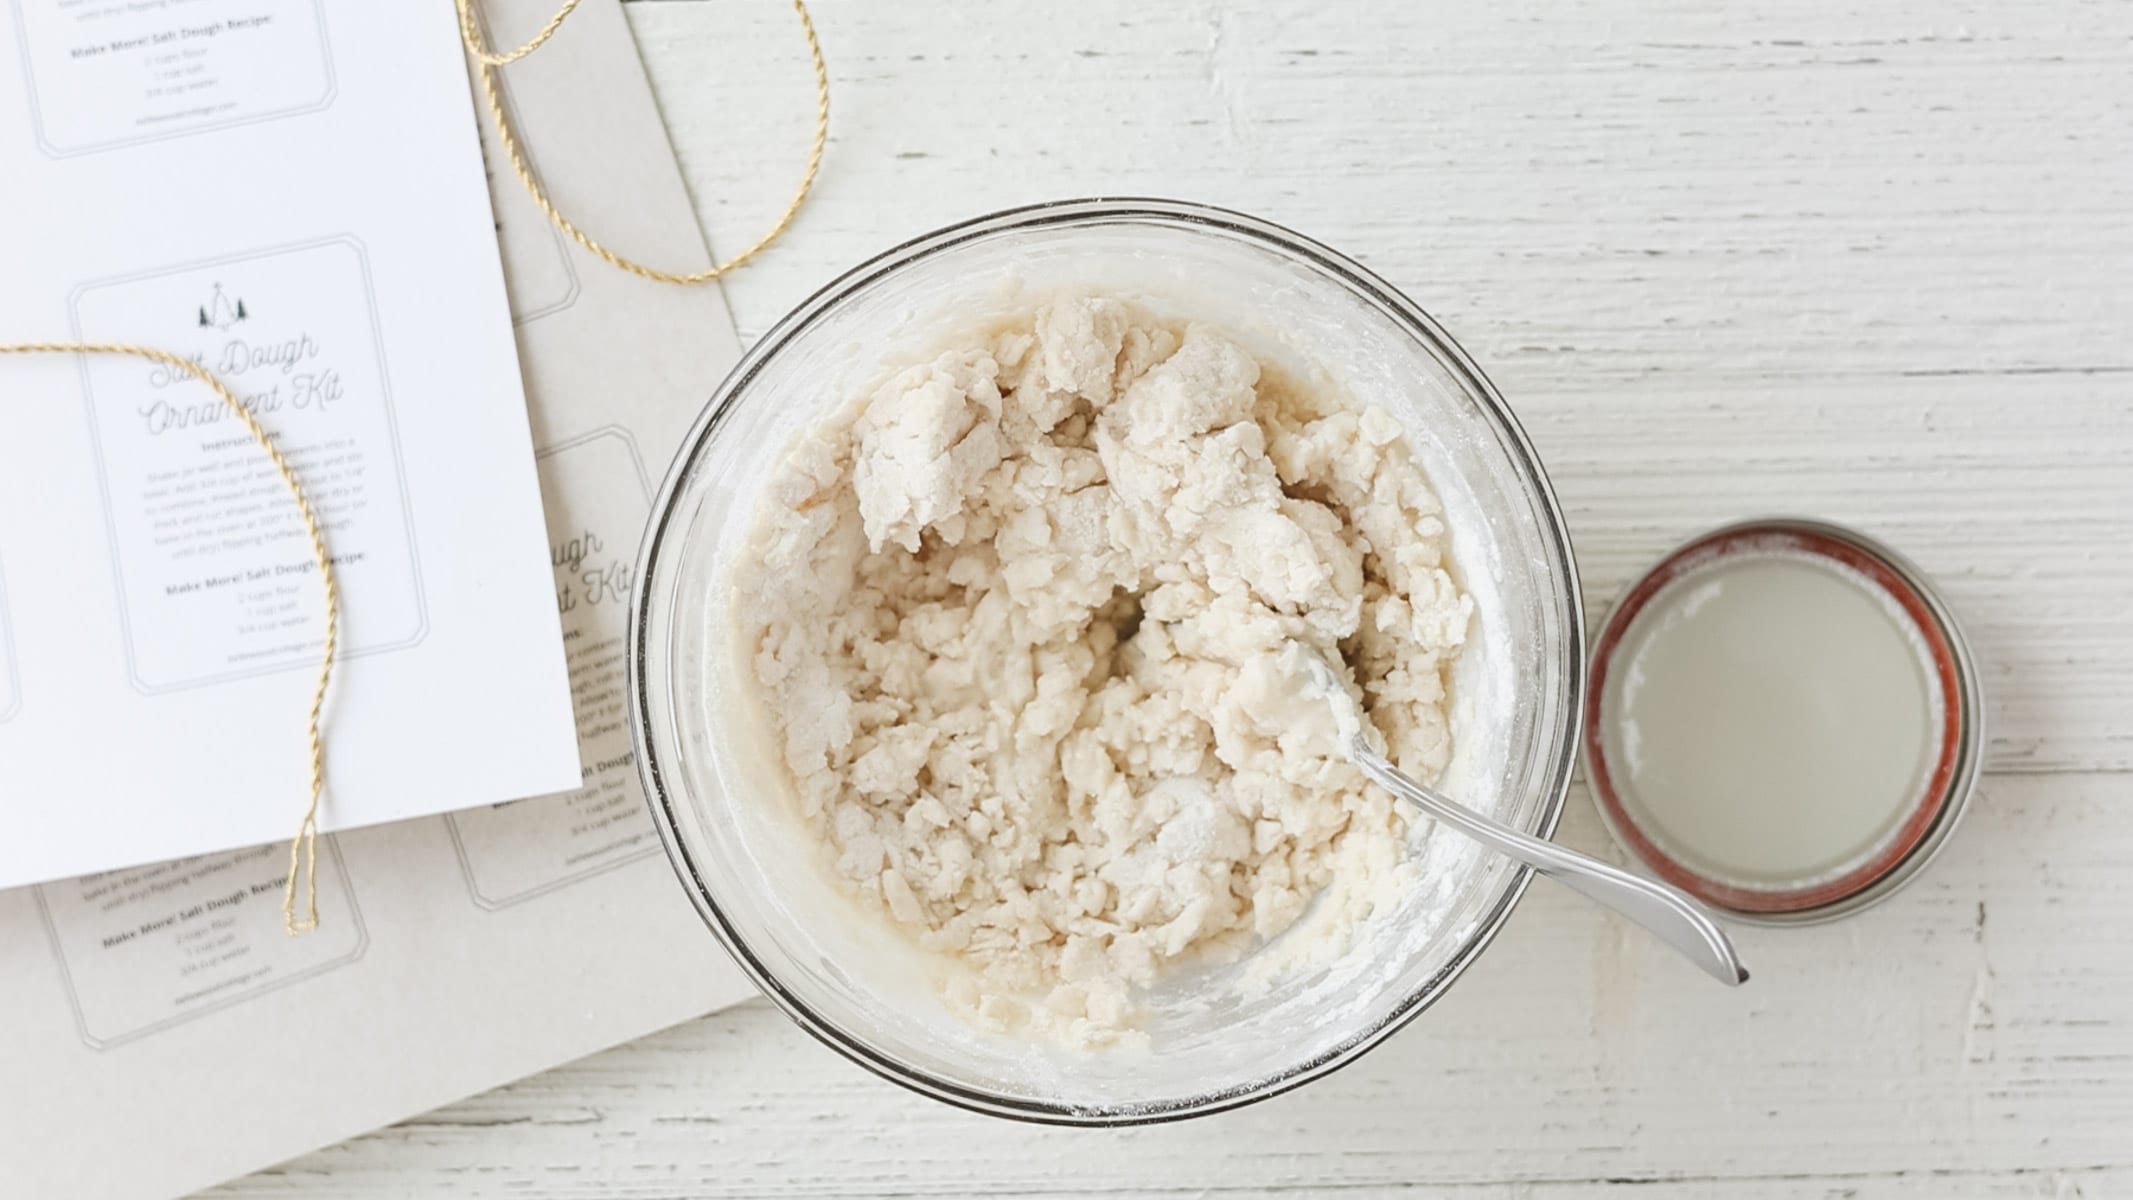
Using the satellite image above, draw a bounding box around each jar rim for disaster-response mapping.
[1582,517,1984,925]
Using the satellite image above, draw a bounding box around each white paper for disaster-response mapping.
[0,3,760,1197]
[0,0,582,887]
[0,558,18,722]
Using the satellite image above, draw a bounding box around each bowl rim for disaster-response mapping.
[626,196,1586,1125]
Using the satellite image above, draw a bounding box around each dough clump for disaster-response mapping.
[737,296,1470,1044]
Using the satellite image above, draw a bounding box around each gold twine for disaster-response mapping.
[0,343,339,937]
[460,0,583,66]
[455,0,829,284]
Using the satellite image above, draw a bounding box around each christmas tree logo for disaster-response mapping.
[196,283,248,332]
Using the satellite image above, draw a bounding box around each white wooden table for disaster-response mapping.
[210,0,2133,1194]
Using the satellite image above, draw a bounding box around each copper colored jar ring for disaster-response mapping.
[1582,518,1984,925]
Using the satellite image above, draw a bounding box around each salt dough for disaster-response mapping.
[736,296,1470,1044]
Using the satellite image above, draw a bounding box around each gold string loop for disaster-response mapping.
[455,0,829,285]
[0,342,339,936]
[458,0,583,66]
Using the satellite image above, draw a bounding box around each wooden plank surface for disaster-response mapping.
[209,0,2133,1195]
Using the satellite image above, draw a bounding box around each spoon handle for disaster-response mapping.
[1350,744,1750,987]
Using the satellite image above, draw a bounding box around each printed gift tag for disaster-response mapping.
[69,238,425,692]
[10,0,336,156]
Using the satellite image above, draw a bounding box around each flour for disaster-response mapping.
[734,296,1471,1045]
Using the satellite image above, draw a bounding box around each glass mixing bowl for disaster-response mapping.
[629,198,1584,1123]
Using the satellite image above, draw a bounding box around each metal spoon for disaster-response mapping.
[1298,649,1749,987]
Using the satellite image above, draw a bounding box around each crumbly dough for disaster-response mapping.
[737,296,1471,1044]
